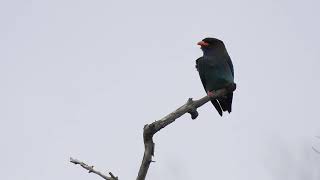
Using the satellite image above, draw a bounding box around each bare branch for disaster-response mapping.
[70,157,118,180]
[70,83,236,180]
[136,83,236,180]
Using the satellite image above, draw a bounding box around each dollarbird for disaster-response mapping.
[196,37,234,116]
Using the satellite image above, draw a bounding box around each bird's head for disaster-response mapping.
[197,37,224,50]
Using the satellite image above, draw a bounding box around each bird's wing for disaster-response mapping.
[224,54,234,113]
[196,58,208,91]
[225,54,234,77]
[215,54,233,113]
[196,57,223,116]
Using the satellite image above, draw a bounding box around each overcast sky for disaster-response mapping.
[1,0,320,180]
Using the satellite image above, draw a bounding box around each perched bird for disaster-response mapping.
[196,37,234,116]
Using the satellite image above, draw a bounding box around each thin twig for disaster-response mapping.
[70,157,118,180]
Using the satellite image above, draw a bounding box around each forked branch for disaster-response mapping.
[137,83,236,180]
[70,83,236,180]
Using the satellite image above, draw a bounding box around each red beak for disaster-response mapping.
[197,41,209,47]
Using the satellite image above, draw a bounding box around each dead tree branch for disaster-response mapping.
[136,83,236,180]
[70,157,118,180]
[70,83,236,180]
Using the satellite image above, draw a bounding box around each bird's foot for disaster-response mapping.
[207,91,215,97]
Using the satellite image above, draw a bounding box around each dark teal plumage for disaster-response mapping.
[196,38,234,116]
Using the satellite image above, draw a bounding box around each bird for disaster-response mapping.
[195,37,234,116]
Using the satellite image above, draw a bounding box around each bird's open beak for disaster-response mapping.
[197,41,209,47]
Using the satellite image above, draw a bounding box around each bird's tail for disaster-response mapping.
[211,99,223,116]
[219,93,233,113]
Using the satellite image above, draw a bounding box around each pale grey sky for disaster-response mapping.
[1,0,320,180]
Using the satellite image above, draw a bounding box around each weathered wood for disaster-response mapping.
[136,83,236,180]
[70,157,118,180]
[70,83,236,180]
